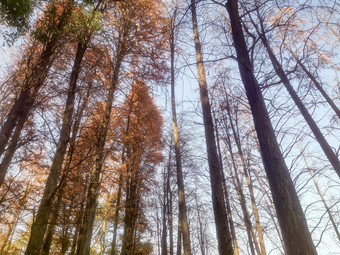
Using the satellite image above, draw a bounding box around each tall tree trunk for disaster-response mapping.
[70,202,85,255]
[176,224,182,255]
[226,1,317,254]
[194,193,206,255]
[25,40,89,255]
[170,9,191,255]
[121,153,139,255]
[257,27,340,179]
[0,2,72,163]
[76,45,125,255]
[110,172,123,255]
[224,185,240,255]
[190,1,233,253]
[111,102,134,255]
[42,80,93,255]
[161,164,168,255]
[167,156,174,255]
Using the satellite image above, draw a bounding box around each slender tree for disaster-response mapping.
[169,6,192,255]
[190,0,233,254]
[25,7,97,250]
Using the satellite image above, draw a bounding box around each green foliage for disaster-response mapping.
[0,0,33,28]
[0,0,35,44]
[32,2,102,44]
[66,6,102,41]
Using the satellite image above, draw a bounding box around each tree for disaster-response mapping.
[190,0,233,254]
[25,4,101,253]
[0,0,75,186]
[0,0,36,42]
[119,81,163,255]
[225,0,317,254]
[168,5,192,255]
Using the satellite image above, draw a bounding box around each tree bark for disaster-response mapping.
[121,166,139,255]
[110,172,123,255]
[223,123,261,255]
[0,113,27,186]
[170,9,191,255]
[225,1,317,254]
[190,1,233,254]
[167,156,174,255]
[161,163,168,255]
[42,78,93,255]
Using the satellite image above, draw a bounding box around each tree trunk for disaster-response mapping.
[121,147,140,255]
[0,113,27,186]
[42,79,93,255]
[176,225,182,255]
[226,1,317,254]
[223,124,260,255]
[110,172,123,255]
[25,40,89,255]
[70,202,85,255]
[167,157,174,255]
[161,163,168,255]
[194,193,206,255]
[170,9,191,255]
[190,1,233,254]
[0,2,72,162]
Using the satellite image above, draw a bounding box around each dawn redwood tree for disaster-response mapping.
[225,0,317,254]
[189,0,233,254]
[41,78,94,254]
[119,81,163,255]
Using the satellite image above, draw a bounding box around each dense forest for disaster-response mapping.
[0,0,339,254]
